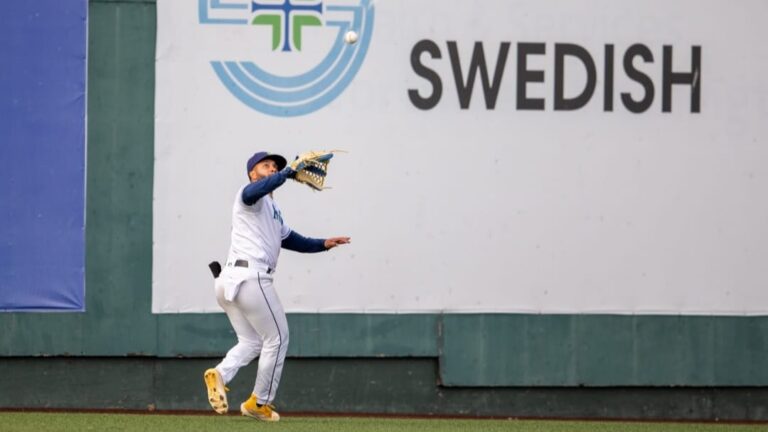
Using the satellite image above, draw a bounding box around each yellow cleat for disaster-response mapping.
[203,368,229,414]
[240,394,280,422]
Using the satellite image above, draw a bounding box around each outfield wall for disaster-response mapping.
[1,0,767,419]
[3,357,768,420]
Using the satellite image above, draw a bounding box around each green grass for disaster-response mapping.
[0,413,764,432]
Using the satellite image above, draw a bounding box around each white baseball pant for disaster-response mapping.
[214,272,289,405]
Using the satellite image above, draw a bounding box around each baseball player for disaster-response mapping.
[204,151,350,422]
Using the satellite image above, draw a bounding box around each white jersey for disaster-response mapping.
[227,185,291,270]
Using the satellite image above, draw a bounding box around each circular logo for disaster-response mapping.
[200,0,375,117]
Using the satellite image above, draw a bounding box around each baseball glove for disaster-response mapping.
[289,150,339,191]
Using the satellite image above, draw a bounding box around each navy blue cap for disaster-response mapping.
[246,151,287,174]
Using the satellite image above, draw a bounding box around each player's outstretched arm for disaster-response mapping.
[242,167,296,205]
[323,237,351,249]
[282,231,350,253]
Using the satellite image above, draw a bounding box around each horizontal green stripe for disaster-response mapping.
[156,313,439,357]
[4,312,767,387]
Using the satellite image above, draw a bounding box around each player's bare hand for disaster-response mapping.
[324,237,351,249]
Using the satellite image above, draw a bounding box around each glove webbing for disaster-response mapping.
[295,162,329,191]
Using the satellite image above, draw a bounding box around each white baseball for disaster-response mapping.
[344,30,358,45]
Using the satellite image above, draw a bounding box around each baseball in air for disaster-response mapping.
[344,30,358,45]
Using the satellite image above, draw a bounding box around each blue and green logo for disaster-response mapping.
[199,0,375,117]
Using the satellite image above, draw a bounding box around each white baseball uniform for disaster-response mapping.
[214,185,291,405]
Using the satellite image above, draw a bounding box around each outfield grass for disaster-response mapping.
[0,412,764,432]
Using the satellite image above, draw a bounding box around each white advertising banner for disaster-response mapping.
[153,0,768,314]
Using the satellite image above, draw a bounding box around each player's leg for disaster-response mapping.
[236,274,289,421]
[203,281,264,414]
[214,282,264,383]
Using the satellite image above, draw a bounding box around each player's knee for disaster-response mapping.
[246,341,262,354]
[237,337,262,353]
[263,331,288,350]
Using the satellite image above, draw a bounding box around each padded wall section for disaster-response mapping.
[440,314,768,386]
[1,357,767,420]
[0,0,87,311]
[157,314,439,357]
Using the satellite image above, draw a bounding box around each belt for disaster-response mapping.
[231,259,274,274]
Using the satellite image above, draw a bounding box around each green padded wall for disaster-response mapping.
[2,357,767,420]
[440,314,768,386]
